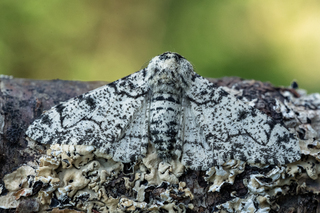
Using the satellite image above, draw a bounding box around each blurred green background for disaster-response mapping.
[1,0,319,93]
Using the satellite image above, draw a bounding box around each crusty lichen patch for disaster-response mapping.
[205,160,245,193]
[1,143,190,212]
[0,165,36,209]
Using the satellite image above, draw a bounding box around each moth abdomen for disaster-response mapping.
[150,91,182,159]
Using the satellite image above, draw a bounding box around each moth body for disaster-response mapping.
[146,53,191,160]
[149,87,182,160]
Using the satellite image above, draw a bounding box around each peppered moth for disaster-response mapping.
[26,52,301,170]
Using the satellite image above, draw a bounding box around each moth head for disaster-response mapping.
[146,52,194,90]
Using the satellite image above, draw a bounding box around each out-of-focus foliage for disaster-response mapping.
[0,0,319,93]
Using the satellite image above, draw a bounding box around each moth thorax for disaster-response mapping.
[150,81,184,95]
[149,91,182,160]
[147,67,190,92]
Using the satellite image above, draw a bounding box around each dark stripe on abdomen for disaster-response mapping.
[150,92,181,158]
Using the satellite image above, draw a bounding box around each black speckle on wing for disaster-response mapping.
[85,96,96,110]
[40,114,52,126]
[55,104,65,114]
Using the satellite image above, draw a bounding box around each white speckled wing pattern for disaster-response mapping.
[26,52,301,170]
[26,69,149,163]
[182,75,300,170]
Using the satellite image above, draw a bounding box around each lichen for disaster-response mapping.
[1,143,190,212]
